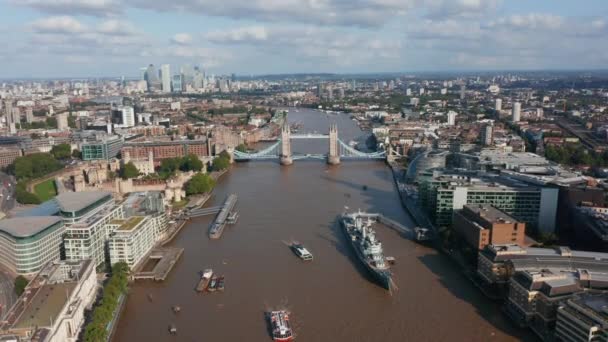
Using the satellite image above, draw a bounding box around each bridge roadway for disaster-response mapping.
[290,133,329,139]
[188,206,222,218]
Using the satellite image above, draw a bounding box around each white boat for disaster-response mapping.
[290,243,313,261]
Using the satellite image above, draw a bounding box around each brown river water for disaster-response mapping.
[113,109,534,342]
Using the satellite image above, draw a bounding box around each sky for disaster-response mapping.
[0,0,608,78]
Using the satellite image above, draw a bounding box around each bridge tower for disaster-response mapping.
[280,123,293,165]
[386,144,396,163]
[327,123,340,165]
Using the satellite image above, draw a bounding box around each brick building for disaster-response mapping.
[0,148,22,168]
[453,204,526,250]
[121,139,210,163]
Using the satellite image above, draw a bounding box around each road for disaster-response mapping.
[0,172,16,213]
[0,270,16,319]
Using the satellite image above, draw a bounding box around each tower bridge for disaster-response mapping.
[231,123,395,165]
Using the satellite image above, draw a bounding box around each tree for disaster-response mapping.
[72,149,82,159]
[83,262,129,342]
[119,162,139,179]
[236,144,247,152]
[45,117,57,128]
[14,275,28,296]
[186,173,216,195]
[51,143,71,160]
[180,154,203,172]
[211,150,231,171]
[9,153,62,180]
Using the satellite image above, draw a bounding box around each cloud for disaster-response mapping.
[97,19,139,36]
[424,0,501,19]
[170,33,193,45]
[11,0,121,16]
[123,0,413,27]
[205,26,268,43]
[29,16,88,34]
[486,13,564,30]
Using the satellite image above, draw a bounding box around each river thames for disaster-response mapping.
[114,109,534,341]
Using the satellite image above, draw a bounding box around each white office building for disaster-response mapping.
[108,214,168,269]
[0,217,64,277]
[0,260,97,342]
[112,105,135,128]
[60,192,125,267]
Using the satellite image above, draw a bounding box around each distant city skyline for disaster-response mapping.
[1,0,608,78]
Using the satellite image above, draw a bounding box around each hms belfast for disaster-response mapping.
[340,211,393,290]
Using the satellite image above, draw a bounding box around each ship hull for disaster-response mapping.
[340,217,392,290]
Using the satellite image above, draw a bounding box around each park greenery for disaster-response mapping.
[33,179,57,201]
[18,117,57,130]
[211,151,231,171]
[8,153,63,180]
[119,162,139,180]
[83,262,129,342]
[14,275,28,296]
[15,181,41,204]
[158,154,204,179]
[50,143,71,160]
[544,144,608,167]
[186,173,216,195]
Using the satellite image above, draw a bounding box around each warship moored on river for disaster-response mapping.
[340,211,393,290]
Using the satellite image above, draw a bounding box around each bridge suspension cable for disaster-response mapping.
[337,139,386,159]
[233,140,281,160]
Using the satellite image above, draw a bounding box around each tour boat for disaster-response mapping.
[196,269,213,292]
[267,310,293,341]
[289,243,313,261]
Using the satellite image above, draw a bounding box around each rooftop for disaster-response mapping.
[566,293,608,323]
[117,216,145,231]
[13,283,77,329]
[463,204,519,224]
[1,260,92,333]
[54,191,112,213]
[0,216,62,238]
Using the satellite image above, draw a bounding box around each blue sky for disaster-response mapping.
[0,0,607,78]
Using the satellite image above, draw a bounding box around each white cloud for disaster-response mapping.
[171,33,193,45]
[487,13,564,30]
[97,19,138,36]
[11,0,121,16]
[205,26,268,43]
[29,16,88,34]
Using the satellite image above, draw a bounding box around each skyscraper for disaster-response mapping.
[480,123,493,146]
[447,111,457,126]
[3,99,13,126]
[172,74,183,93]
[57,112,69,131]
[460,84,466,100]
[161,64,171,93]
[512,102,521,122]
[25,107,34,123]
[495,98,503,111]
[144,64,160,92]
